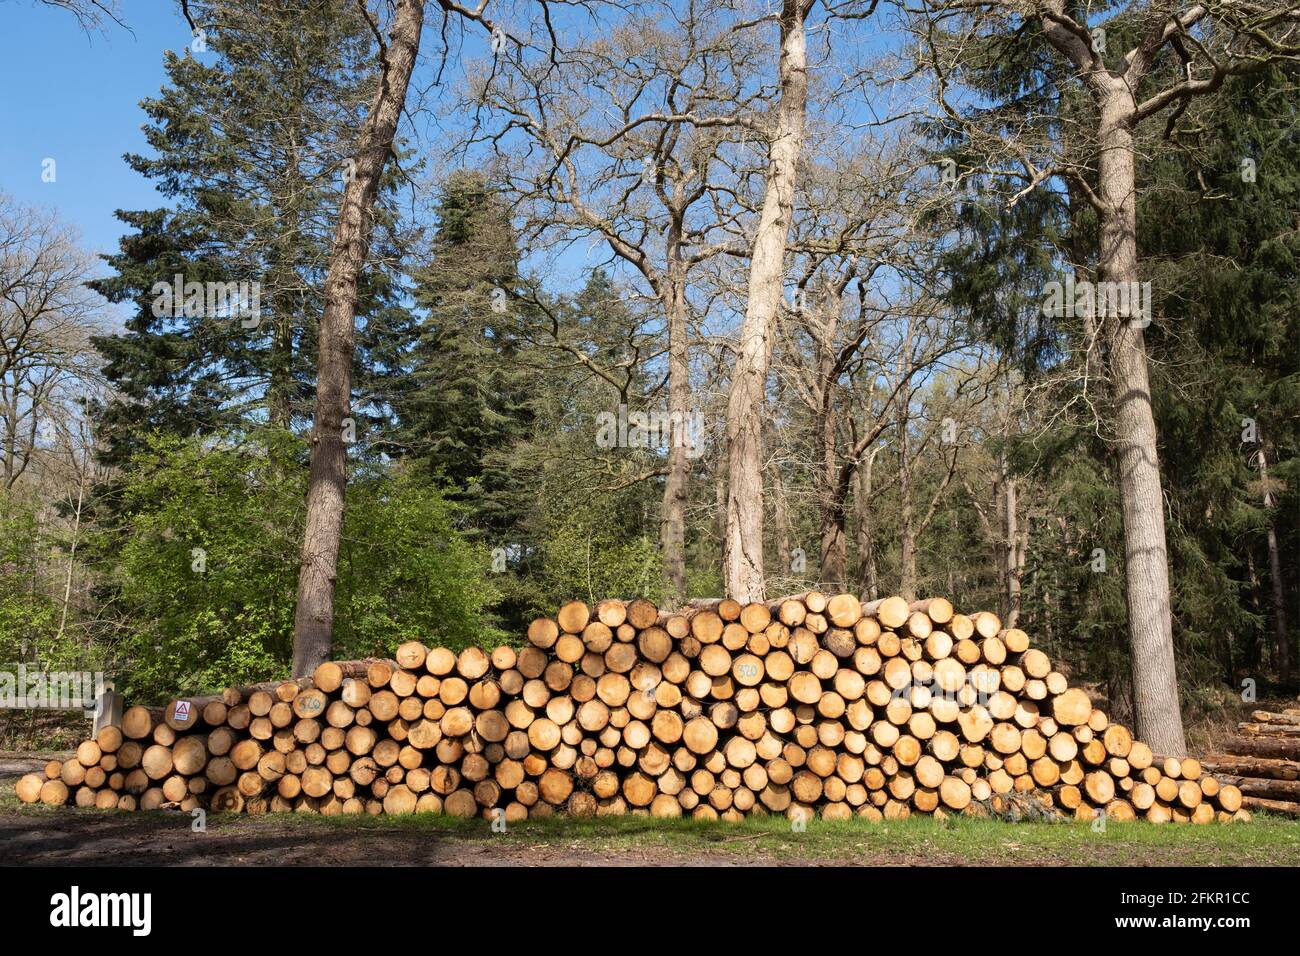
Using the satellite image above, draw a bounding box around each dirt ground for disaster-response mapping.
[1,810,752,866]
[8,805,1300,867]
[0,759,856,865]
[5,760,1300,866]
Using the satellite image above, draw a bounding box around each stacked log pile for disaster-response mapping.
[14,593,1251,823]
[1202,708,1300,818]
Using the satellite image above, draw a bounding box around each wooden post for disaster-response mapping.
[93,683,123,737]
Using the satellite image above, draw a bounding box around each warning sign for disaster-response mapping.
[173,700,192,721]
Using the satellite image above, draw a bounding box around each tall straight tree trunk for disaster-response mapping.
[815,286,847,590]
[897,449,916,599]
[1015,525,1028,626]
[267,192,299,434]
[1097,100,1185,755]
[1260,444,1291,685]
[291,0,424,676]
[999,452,1021,627]
[1246,546,1266,671]
[895,345,916,601]
[772,465,792,575]
[659,259,690,604]
[723,0,808,602]
[268,78,308,435]
[268,224,297,437]
[854,446,879,599]
[819,490,848,589]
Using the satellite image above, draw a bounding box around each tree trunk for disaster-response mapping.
[896,349,916,601]
[722,0,808,602]
[772,464,792,575]
[659,266,690,604]
[267,87,306,435]
[854,447,879,599]
[1246,546,1265,672]
[1000,452,1021,628]
[53,448,88,646]
[815,287,847,590]
[820,499,847,590]
[291,0,425,676]
[1260,445,1290,685]
[714,457,728,545]
[1097,100,1185,755]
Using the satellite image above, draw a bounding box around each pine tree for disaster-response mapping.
[396,171,536,538]
[1138,64,1300,688]
[88,0,411,466]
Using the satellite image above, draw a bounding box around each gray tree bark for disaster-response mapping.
[659,247,691,603]
[998,452,1022,627]
[815,286,848,590]
[1096,98,1185,755]
[853,445,880,599]
[772,463,793,575]
[723,0,809,602]
[895,333,916,601]
[292,0,424,676]
[1260,443,1291,685]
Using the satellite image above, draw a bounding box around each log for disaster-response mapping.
[862,596,909,630]
[1238,722,1300,738]
[1051,688,1091,726]
[528,617,559,649]
[1213,775,1300,802]
[172,736,208,776]
[312,658,372,693]
[911,597,953,624]
[210,787,245,813]
[1216,737,1300,760]
[15,774,45,803]
[1202,755,1300,781]
[120,705,157,740]
[1240,795,1300,817]
[20,590,1253,827]
[163,695,218,732]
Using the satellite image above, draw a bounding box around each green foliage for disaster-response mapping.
[0,493,66,665]
[397,171,537,530]
[88,0,412,466]
[528,503,666,617]
[100,430,502,700]
[336,468,506,656]
[106,431,302,697]
[494,268,672,621]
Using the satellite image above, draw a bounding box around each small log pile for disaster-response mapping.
[14,593,1251,823]
[1202,708,1300,818]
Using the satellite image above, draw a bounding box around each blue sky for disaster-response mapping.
[0,1,192,260]
[0,1,908,315]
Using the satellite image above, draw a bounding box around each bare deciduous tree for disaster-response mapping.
[468,0,764,601]
[0,196,105,491]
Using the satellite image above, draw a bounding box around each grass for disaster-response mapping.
[301,809,1300,864]
[5,772,1299,865]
